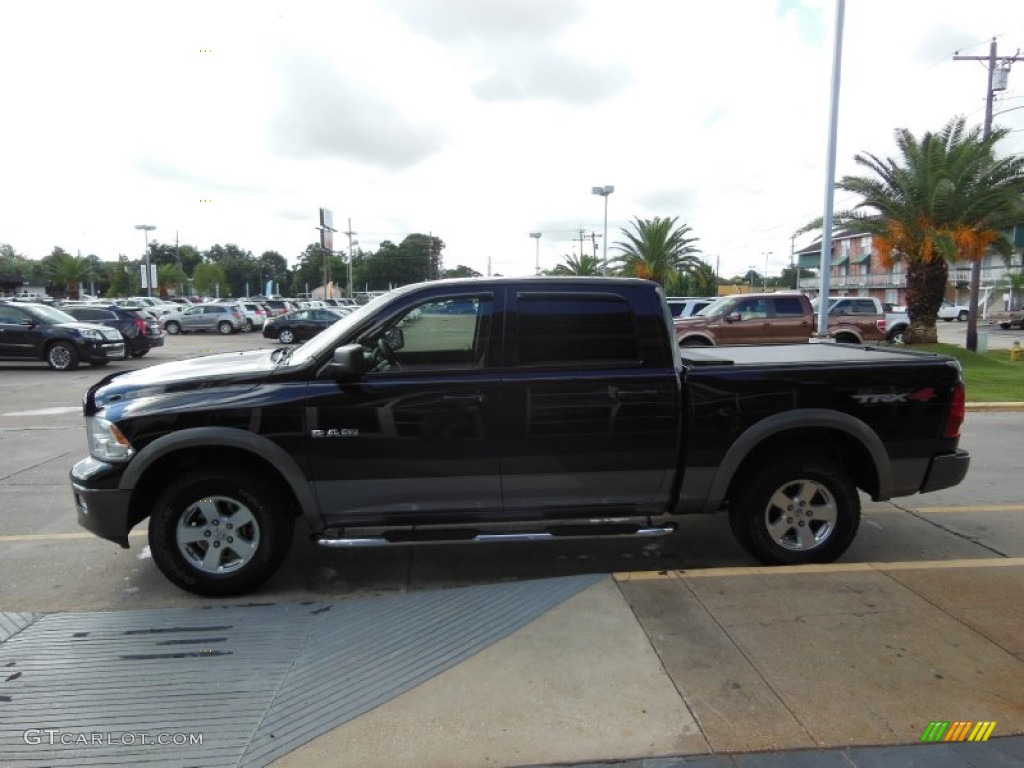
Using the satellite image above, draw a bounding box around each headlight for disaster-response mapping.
[87,416,134,462]
[80,328,103,340]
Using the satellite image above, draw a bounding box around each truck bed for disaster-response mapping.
[679,342,941,367]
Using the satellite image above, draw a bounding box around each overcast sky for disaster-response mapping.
[1,0,1022,281]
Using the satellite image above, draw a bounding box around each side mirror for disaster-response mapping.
[324,343,366,381]
[727,311,741,323]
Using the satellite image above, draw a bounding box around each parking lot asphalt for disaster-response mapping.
[1,324,1022,767]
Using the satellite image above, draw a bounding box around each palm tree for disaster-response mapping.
[548,252,602,276]
[41,248,95,299]
[612,216,702,287]
[832,117,1024,343]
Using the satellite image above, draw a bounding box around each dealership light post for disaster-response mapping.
[529,232,542,275]
[135,224,156,297]
[591,185,614,276]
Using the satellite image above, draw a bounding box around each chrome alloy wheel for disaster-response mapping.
[175,496,261,574]
[763,478,838,551]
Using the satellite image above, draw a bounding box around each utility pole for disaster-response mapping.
[954,39,1022,352]
[344,219,357,298]
[589,231,602,260]
[790,232,798,289]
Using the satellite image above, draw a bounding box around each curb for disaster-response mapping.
[966,402,1024,412]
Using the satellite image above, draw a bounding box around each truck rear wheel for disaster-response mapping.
[729,454,860,565]
[148,469,293,596]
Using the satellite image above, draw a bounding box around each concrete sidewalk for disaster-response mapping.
[2,560,1021,767]
[272,559,1024,767]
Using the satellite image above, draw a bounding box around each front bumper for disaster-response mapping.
[920,449,971,493]
[70,457,133,548]
[81,339,125,362]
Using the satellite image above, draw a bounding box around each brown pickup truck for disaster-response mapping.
[674,293,813,346]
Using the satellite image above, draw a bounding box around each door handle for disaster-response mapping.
[441,394,485,405]
[615,389,659,402]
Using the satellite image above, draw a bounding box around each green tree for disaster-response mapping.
[193,262,228,297]
[666,260,717,296]
[831,117,1024,343]
[157,264,188,297]
[257,251,288,294]
[41,247,96,299]
[547,252,602,276]
[442,265,482,278]
[107,256,131,297]
[612,216,702,286]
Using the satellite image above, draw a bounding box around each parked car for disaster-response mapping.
[665,297,713,318]
[0,301,124,370]
[121,297,179,317]
[71,277,970,596]
[812,296,888,344]
[217,300,267,332]
[263,307,347,344]
[162,304,244,335]
[62,304,165,358]
[938,300,970,322]
[675,293,813,345]
[263,299,298,317]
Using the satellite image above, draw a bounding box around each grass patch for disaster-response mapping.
[905,343,1023,402]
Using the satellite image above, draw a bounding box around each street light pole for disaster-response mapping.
[134,224,156,297]
[591,185,614,276]
[529,232,542,275]
[763,251,773,291]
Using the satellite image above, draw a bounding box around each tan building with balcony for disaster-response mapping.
[797,225,1024,315]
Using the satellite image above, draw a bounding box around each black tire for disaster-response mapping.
[46,341,80,371]
[957,311,969,322]
[887,326,906,344]
[148,469,293,596]
[833,334,859,344]
[165,321,181,335]
[1019,319,1024,331]
[278,328,295,344]
[680,337,712,347]
[243,319,253,332]
[130,349,149,358]
[218,321,234,335]
[729,453,860,566]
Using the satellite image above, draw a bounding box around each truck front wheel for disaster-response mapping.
[729,454,860,565]
[148,469,293,596]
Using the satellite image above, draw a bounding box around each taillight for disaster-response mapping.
[943,382,966,438]
[134,317,147,336]
[875,318,887,334]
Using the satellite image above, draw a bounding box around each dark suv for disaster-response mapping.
[0,301,125,370]
[62,305,165,358]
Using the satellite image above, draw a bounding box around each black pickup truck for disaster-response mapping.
[70,278,970,595]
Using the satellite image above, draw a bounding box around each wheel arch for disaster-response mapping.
[695,409,890,514]
[678,332,715,347]
[120,427,321,531]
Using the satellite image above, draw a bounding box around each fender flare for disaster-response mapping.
[120,427,323,529]
[698,408,891,513]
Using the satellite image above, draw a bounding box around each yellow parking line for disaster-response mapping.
[614,557,1024,581]
[0,530,147,543]
[901,504,1024,513]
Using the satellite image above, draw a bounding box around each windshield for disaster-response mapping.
[24,304,77,324]
[694,296,736,318]
[283,290,400,365]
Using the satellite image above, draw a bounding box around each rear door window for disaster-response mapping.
[514,292,640,367]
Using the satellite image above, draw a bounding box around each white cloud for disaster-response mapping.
[0,0,1021,281]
